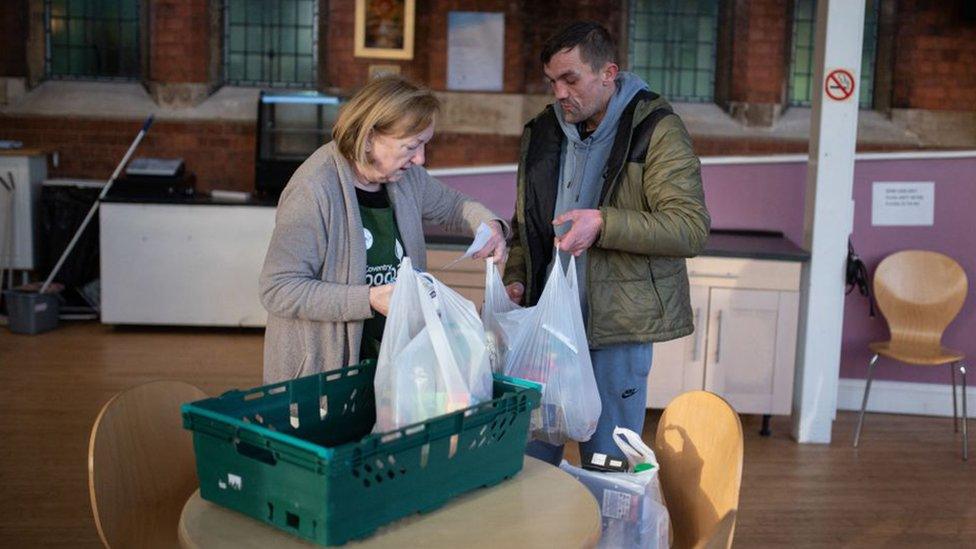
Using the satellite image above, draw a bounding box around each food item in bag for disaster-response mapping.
[482,259,529,373]
[560,461,670,549]
[502,253,601,445]
[373,258,493,432]
[441,319,493,402]
[559,428,671,549]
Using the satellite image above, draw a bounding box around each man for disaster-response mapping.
[504,21,710,467]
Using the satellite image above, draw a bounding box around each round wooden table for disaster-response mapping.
[178,456,601,548]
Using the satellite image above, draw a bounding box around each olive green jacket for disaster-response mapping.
[503,91,710,347]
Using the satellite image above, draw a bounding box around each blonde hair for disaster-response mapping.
[332,76,440,166]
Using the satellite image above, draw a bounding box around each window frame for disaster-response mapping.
[43,0,144,81]
[222,0,320,89]
[627,0,720,103]
[788,0,880,109]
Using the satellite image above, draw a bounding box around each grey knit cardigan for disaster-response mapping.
[259,141,503,383]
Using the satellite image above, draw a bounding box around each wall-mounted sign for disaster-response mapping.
[824,68,856,101]
[871,182,935,226]
[447,12,504,92]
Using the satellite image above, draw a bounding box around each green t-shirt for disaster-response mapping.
[356,186,404,360]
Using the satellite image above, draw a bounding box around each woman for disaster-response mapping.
[259,76,506,383]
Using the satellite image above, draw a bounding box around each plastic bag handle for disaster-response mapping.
[564,253,578,293]
[483,258,506,310]
[549,245,579,292]
[612,426,659,468]
[414,273,469,411]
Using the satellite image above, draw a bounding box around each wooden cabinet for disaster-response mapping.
[422,249,803,416]
[702,287,799,415]
[647,257,802,416]
[424,247,488,306]
[646,284,708,407]
[423,248,803,417]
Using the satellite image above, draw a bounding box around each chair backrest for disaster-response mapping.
[655,391,744,549]
[88,381,206,548]
[873,250,968,351]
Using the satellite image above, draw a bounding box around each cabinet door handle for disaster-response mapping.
[691,307,702,361]
[714,310,723,363]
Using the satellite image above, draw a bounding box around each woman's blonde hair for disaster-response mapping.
[332,76,440,166]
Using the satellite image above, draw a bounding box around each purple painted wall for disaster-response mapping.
[698,156,976,385]
[437,154,976,386]
[435,171,516,221]
[700,163,807,246]
[844,157,976,384]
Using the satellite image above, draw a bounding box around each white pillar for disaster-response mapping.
[792,0,865,443]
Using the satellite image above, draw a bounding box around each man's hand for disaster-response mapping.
[505,282,524,305]
[553,209,603,256]
[368,284,394,316]
[471,220,507,263]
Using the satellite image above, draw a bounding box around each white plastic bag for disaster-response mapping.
[501,251,601,445]
[559,427,671,548]
[372,257,494,432]
[481,259,531,373]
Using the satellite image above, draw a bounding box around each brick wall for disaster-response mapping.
[426,132,520,167]
[0,0,28,77]
[0,111,929,194]
[521,0,622,94]
[0,115,516,191]
[1,0,975,196]
[149,0,212,83]
[325,0,433,90]
[892,0,976,111]
[728,0,789,105]
[0,116,254,193]
[426,0,526,93]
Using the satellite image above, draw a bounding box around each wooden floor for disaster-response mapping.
[1,321,974,547]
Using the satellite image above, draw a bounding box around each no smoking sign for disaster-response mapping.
[824,68,856,101]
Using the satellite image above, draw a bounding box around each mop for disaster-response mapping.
[37,115,155,296]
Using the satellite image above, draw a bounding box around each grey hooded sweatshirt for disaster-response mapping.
[551,71,649,316]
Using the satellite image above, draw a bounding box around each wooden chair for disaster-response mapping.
[692,510,737,549]
[88,381,207,548]
[852,250,969,460]
[655,391,744,549]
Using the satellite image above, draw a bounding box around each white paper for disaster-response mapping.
[447,12,504,91]
[871,182,935,226]
[442,222,494,269]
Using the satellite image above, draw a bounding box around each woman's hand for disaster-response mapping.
[471,220,507,263]
[369,284,394,316]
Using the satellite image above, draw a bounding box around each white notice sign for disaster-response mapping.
[871,182,935,226]
[447,12,504,91]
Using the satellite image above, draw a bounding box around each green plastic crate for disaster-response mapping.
[181,361,541,546]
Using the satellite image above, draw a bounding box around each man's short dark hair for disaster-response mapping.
[540,21,617,71]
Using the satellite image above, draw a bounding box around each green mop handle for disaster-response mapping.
[38,115,155,295]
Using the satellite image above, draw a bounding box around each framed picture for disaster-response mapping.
[354,0,415,60]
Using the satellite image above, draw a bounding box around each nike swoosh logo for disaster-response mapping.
[621,388,638,399]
